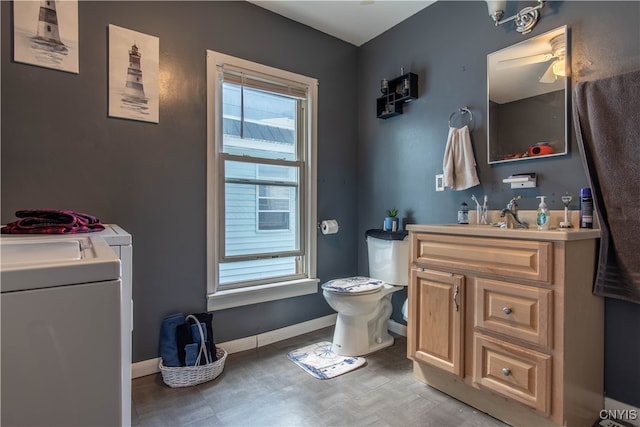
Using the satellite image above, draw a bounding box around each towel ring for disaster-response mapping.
[448,107,474,130]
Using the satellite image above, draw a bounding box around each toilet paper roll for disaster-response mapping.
[320,219,339,235]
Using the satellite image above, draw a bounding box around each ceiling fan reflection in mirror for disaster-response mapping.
[496,34,567,83]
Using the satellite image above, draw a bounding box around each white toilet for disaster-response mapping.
[321,229,409,356]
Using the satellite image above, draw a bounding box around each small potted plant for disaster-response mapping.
[384,208,399,232]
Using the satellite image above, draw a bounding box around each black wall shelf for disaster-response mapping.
[376,72,418,119]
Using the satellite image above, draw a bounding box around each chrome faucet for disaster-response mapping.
[500,196,529,229]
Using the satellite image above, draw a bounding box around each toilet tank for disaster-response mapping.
[366,229,409,286]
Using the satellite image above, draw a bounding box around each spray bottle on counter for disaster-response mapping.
[536,196,550,230]
[580,187,593,229]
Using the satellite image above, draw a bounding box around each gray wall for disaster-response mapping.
[1,1,358,362]
[2,0,639,409]
[356,0,640,408]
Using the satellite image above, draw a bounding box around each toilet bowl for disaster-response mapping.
[321,229,409,357]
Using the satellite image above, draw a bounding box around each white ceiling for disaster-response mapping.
[247,0,436,46]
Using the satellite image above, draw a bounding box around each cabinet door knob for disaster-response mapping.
[502,368,511,376]
[502,307,513,315]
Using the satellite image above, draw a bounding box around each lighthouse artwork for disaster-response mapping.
[109,25,159,123]
[13,0,79,73]
[123,43,147,104]
[33,0,67,50]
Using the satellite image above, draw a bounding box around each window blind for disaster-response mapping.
[219,64,308,99]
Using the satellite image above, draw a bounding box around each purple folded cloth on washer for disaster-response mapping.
[1,209,105,234]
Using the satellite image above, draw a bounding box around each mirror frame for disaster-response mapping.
[487,26,569,164]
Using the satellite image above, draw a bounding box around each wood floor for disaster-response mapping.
[132,327,508,426]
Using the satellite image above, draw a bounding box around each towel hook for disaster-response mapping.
[448,106,474,130]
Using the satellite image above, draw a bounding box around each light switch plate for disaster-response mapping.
[435,174,444,192]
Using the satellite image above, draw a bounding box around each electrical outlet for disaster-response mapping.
[435,174,445,192]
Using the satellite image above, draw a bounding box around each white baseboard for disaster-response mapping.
[604,397,640,426]
[132,313,337,379]
[131,357,161,379]
[388,319,407,337]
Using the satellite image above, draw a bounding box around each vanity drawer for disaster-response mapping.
[474,334,551,415]
[475,278,552,347]
[411,233,552,284]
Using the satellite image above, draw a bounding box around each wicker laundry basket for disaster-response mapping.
[159,314,227,387]
[159,347,227,388]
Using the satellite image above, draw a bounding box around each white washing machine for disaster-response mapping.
[94,224,133,427]
[1,225,132,427]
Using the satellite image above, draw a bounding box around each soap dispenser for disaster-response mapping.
[536,196,550,230]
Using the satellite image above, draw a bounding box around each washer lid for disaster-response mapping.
[2,239,82,264]
[0,235,120,292]
[321,276,384,294]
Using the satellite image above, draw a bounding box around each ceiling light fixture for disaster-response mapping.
[552,58,566,77]
[486,0,545,35]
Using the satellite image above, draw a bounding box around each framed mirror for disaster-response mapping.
[487,26,569,164]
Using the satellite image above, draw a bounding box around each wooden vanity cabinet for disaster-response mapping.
[407,229,603,427]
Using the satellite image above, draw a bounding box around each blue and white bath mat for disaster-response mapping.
[287,341,366,380]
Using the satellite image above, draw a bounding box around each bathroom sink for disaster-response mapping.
[440,223,495,227]
[439,223,512,230]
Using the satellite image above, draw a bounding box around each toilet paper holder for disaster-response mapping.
[318,219,340,235]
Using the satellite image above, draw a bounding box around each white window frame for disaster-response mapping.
[206,50,318,311]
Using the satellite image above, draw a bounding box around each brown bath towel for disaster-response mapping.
[573,69,640,303]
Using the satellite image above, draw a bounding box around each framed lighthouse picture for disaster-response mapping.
[108,25,159,123]
[13,0,79,73]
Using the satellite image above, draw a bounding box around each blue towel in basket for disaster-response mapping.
[159,313,185,367]
[188,313,218,362]
[183,323,208,366]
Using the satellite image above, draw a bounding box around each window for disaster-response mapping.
[206,51,318,311]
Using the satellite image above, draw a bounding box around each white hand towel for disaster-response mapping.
[442,125,480,191]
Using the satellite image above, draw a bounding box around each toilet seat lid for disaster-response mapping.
[321,276,384,295]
